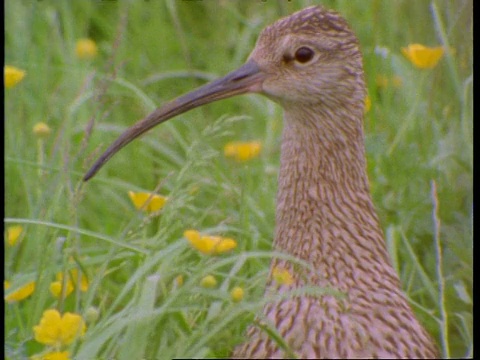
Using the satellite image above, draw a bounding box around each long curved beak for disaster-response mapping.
[83,60,265,181]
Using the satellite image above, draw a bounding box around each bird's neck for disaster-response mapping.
[273,107,397,289]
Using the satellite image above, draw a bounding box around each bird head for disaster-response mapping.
[84,6,364,181]
[249,6,365,109]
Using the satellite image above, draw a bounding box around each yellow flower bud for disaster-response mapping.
[33,122,52,138]
[200,275,217,288]
[230,286,244,302]
[85,306,100,323]
[272,267,294,285]
[75,38,98,60]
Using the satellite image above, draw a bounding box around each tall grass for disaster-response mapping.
[5,0,472,358]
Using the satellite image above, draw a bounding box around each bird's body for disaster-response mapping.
[233,7,438,358]
[84,5,438,359]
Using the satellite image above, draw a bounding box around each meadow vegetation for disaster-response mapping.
[5,1,472,358]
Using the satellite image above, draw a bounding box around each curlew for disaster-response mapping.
[84,6,439,359]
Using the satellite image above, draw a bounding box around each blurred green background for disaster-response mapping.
[5,1,472,358]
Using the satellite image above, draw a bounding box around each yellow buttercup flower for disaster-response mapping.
[33,309,86,347]
[4,280,36,303]
[69,269,89,292]
[31,351,70,360]
[272,267,294,285]
[5,65,26,88]
[6,225,23,246]
[50,281,74,299]
[33,122,52,138]
[75,38,98,60]
[230,286,244,302]
[128,191,168,212]
[224,141,262,162]
[184,229,237,255]
[49,269,88,298]
[401,44,444,69]
[200,275,217,288]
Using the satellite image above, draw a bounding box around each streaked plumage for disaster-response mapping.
[84,5,438,359]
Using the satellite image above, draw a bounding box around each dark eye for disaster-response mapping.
[294,46,315,63]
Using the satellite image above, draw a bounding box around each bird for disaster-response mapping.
[84,5,439,359]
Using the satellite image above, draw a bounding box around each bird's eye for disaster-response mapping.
[294,46,315,63]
